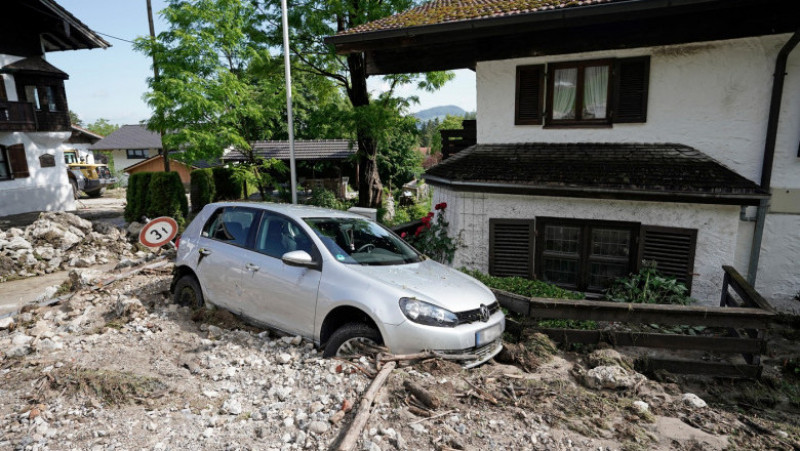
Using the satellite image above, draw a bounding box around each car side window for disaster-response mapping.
[255,213,314,259]
[202,207,260,248]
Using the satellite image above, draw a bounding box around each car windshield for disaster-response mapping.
[304,217,422,266]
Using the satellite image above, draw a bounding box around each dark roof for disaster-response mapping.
[223,140,355,161]
[88,125,163,151]
[327,0,797,75]
[0,57,68,78]
[67,125,103,144]
[424,143,769,205]
[343,0,621,35]
[4,0,110,52]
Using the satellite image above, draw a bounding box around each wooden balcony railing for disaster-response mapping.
[0,101,37,132]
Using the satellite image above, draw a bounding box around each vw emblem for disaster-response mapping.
[479,304,490,322]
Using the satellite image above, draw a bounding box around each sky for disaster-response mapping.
[47,0,477,127]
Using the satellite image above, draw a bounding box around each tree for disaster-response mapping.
[255,0,453,208]
[86,119,120,138]
[377,114,422,191]
[69,110,84,127]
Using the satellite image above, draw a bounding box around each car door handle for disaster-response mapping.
[199,248,212,256]
[245,263,260,272]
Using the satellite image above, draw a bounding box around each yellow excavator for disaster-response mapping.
[64,150,117,198]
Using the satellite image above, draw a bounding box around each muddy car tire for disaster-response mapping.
[323,323,382,358]
[174,275,204,308]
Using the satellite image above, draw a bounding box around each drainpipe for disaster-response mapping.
[747,30,800,285]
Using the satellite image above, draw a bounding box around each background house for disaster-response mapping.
[64,125,103,165]
[88,124,162,178]
[0,0,109,216]
[123,154,199,186]
[328,0,799,310]
[223,140,356,198]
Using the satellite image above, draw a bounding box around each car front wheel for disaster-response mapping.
[173,275,204,308]
[323,323,382,358]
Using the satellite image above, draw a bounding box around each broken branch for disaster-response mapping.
[403,380,441,409]
[335,361,396,451]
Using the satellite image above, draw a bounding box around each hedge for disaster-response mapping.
[124,172,153,223]
[190,169,215,213]
[212,167,241,201]
[146,172,189,225]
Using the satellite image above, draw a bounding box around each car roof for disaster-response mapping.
[206,201,370,221]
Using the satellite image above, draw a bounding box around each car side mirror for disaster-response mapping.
[282,250,317,268]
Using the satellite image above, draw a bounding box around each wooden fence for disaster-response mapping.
[496,266,776,378]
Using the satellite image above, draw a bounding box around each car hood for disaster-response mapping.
[346,259,496,313]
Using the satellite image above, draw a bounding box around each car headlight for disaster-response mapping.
[399,297,458,328]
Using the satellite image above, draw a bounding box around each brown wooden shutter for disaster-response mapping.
[515,65,544,125]
[7,144,30,178]
[613,56,650,123]
[490,219,535,277]
[638,225,697,291]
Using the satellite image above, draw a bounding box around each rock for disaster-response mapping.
[681,393,707,409]
[202,428,214,439]
[35,338,64,353]
[308,421,329,434]
[5,345,32,358]
[363,440,381,451]
[222,398,243,415]
[587,348,633,370]
[329,410,345,424]
[275,386,293,401]
[289,335,302,346]
[68,269,93,289]
[114,296,145,318]
[777,431,789,439]
[11,333,33,346]
[93,222,122,241]
[0,317,14,330]
[5,236,32,251]
[127,222,145,238]
[582,365,646,390]
[207,325,224,340]
[277,353,293,364]
[633,401,650,413]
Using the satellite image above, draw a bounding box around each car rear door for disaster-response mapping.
[193,206,261,312]
[239,212,322,337]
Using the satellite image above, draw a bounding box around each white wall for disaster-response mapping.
[433,186,741,306]
[0,131,75,216]
[112,148,159,172]
[474,33,800,308]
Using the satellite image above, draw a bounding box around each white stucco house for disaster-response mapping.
[328,0,799,310]
[88,125,163,179]
[0,0,109,216]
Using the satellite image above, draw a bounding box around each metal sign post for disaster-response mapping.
[280,0,298,204]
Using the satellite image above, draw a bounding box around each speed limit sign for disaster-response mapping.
[139,217,179,248]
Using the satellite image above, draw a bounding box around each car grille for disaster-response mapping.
[436,339,503,368]
[455,301,500,325]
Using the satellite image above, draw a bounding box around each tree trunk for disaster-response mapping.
[347,52,383,209]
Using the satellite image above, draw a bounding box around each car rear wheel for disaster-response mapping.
[323,322,382,358]
[173,275,204,308]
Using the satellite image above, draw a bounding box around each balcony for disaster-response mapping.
[0,101,36,132]
[440,119,477,160]
[0,101,71,133]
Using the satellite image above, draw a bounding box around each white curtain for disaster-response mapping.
[583,66,609,119]
[552,68,577,120]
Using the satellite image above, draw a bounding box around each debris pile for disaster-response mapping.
[0,212,137,281]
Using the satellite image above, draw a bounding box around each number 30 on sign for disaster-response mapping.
[139,217,179,248]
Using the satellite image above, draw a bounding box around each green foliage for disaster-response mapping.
[146,172,189,225]
[190,169,215,213]
[403,203,459,264]
[124,173,153,223]
[69,110,83,127]
[604,261,695,305]
[212,167,242,200]
[228,157,287,201]
[306,188,348,211]
[537,319,598,330]
[462,269,584,300]
[376,114,423,189]
[85,118,120,138]
[385,197,431,227]
[783,358,800,379]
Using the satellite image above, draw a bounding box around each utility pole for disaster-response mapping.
[146,0,170,172]
[281,0,297,204]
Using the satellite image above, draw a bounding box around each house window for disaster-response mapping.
[536,218,638,292]
[0,146,11,180]
[547,60,612,125]
[515,56,650,126]
[25,86,40,110]
[127,149,148,159]
[45,86,58,112]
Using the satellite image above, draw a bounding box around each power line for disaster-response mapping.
[94,31,137,45]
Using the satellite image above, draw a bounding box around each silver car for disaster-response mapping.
[172,202,504,367]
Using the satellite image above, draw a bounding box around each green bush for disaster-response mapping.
[145,172,188,226]
[604,261,695,305]
[212,167,242,200]
[462,269,583,300]
[190,169,215,213]
[307,187,347,210]
[124,172,153,223]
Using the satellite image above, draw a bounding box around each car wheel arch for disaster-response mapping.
[318,305,384,349]
[172,265,199,292]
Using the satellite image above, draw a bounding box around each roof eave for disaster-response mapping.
[326,0,721,48]
[423,175,769,206]
[40,0,111,51]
